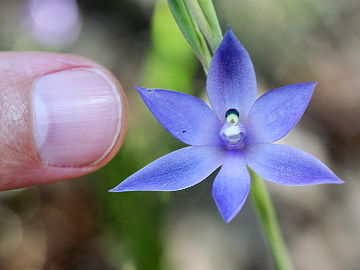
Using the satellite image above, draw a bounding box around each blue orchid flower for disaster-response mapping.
[110,29,343,223]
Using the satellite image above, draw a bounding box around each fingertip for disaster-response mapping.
[32,67,126,168]
[0,52,128,190]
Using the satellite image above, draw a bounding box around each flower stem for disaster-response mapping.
[167,0,212,73]
[185,0,222,52]
[250,170,294,270]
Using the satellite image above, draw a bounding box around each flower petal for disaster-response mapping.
[206,29,257,122]
[245,144,344,185]
[110,146,225,192]
[136,87,222,146]
[245,82,316,144]
[212,151,250,223]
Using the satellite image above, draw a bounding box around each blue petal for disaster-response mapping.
[245,144,344,185]
[212,151,250,223]
[136,87,222,146]
[245,82,317,144]
[110,146,225,192]
[206,29,257,122]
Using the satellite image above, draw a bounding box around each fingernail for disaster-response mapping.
[32,68,122,167]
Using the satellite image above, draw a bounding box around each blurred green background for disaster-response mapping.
[0,0,359,269]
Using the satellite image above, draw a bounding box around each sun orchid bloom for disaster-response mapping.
[110,29,343,222]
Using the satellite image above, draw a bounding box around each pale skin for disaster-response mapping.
[0,52,127,190]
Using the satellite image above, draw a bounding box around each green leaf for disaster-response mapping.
[197,0,223,50]
[167,0,212,72]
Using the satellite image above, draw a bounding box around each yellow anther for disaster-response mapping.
[226,113,239,125]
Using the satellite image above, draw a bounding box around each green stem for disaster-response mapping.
[250,171,294,270]
[167,0,212,73]
[197,0,223,48]
[185,0,222,52]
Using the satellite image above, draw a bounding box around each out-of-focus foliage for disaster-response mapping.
[142,0,196,91]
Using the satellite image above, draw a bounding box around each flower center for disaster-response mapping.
[219,109,246,148]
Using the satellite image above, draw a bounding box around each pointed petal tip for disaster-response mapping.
[215,197,246,223]
[134,86,150,95]
[222,28,238,45]
[224,27,234,36]
[108,186,124,192]
[221,212,236,223]
[309,171,345,185]
[291,81,318,89]
[305,81,318,87]
[294,177,345,186]
[214,199,236,223]
[302,176,345,185]
[135,87,159,103]
[295,82,318,92]
[108,182,134,192]
[331,177,345,184]
[217,202,246,223]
